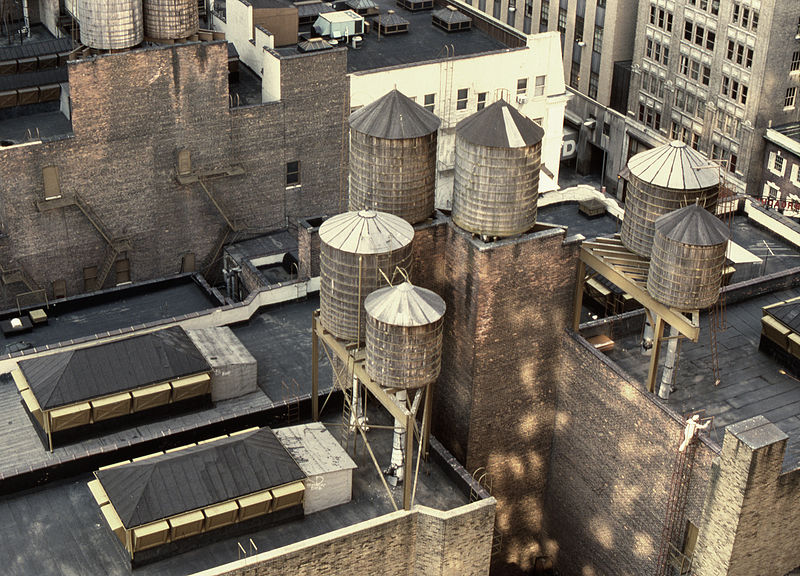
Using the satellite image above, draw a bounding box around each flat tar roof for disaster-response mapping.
[0,275,222,356]
[602,284,800,471]
[277,0,510,72]
[0,410,471,576]
[0,292,331,485]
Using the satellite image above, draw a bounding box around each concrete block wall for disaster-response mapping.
[413,219,579,571]
[192,499,495,576]
[0,42,348,302]
[693,416,800,576]
[545,333,717,576]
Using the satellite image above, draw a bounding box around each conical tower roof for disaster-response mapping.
[627,141,719,190]
[319,210,414,254]
[349,89,441,140]
[364,281,446,327]
[456,99,544,148]
[654,203,729,246]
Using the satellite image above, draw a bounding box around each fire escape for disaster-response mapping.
[35,193,130,290]
[655,415,712,576]
[175,149,244,278]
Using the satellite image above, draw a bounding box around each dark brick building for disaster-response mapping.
[0,40,347,304]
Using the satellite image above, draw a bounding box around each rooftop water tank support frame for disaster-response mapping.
[573,236,701,394]
[310,310,431,511]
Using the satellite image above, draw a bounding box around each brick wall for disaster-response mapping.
[545,333,717,576]
[414,220,579,571]
[297,216,326,279]
[693,416,800,576]
[191,500,495,576]
[0,42,347,304]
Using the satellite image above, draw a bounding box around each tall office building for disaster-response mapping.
[626,0,800,196]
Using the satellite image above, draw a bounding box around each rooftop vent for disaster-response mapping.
[298,37,334,51]
[346,0,378,16]
[296,1,335,26]
[432,5,471,31]
[377,9,409,35]
[396,0,433,11]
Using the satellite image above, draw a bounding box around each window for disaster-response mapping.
[42,165,61,200]
[534,75,546,96]
[570,61,580,89]
[682,56,709,86]
[83,266,98,292]
[575,15,584,42]
[712,145,738,173]
[177,149,191,176]
[638,103,661,130]
[791,51,800,72]
[721,76,747,104]
[592,24,603,54]
[690,60,700,81]
[115,259,131,285]
[456,88,468,110]
[525,0,532,16]
[286,161,300,186]
[602,122,610,137]
[685,21,714,50]
[424,93,435,112]
[540,0,549,27]
[558,7,567,33]
[731,2,758,31]
[477,92,487,110]
[589,72,599,100]
[493,0,501,19]
[646,38,669,65]
[774,154,786,174]
[517,78,528,95]
[705,30,715,50]
[726,39,753,69]
[786,87,797,108]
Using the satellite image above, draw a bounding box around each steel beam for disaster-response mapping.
[580,247,699,341]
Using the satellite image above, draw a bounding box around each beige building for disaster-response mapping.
[626,0,800,197]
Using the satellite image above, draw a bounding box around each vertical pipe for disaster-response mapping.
[422,382,433,459]
[22,0,30,37]
[387,389,407,487]
[647,315,665,394]
[573,260,586,331]
[658,325,679,399]
[311,313,319,421]
[403,409,414,510]
[642,309,655,355]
